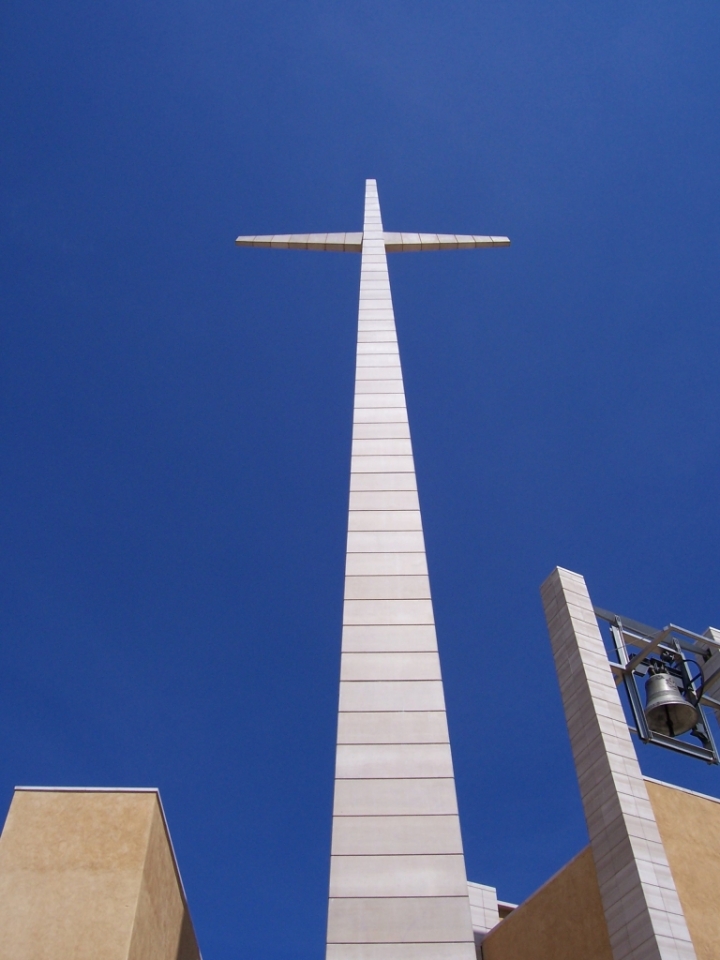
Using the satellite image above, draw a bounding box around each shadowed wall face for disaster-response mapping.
[480,847,613,960]
[0,789,200,960]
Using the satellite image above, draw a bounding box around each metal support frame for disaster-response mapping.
[595,608,720,765]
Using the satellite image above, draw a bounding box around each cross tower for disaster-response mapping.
[236,179,509,960]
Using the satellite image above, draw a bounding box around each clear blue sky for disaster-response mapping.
[2,2,720,957]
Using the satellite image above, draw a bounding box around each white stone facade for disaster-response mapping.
[467,881,501,946]
[326,181,476,960]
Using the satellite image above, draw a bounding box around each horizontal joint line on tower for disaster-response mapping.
[330,892,472,900]
[330,854,459,859]
[338,683,441,687]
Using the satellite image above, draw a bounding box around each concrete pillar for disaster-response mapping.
[540,567,696,960]
[326,180,476,960]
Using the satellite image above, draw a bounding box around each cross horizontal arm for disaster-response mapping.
[234,233,363,251]
[383,233,510,252]
[235,232,510,252]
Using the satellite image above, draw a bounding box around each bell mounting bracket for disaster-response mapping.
[594,608,720,765]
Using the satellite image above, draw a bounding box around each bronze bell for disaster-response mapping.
[644,670,699,737]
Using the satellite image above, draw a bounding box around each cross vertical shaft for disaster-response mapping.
[326,181,476,960]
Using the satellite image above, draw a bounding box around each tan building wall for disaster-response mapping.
[647,779,720,960]
[0,788,200,960]
[480,846,613,960]
[480,778,720,960]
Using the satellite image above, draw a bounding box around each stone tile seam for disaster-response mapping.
[345,551,428,555]
[347,524,424,532]
[327,948,476,953]
[327,944,476,948]
[343,589,431,594]
[328,936,475,943]
[344,575,429,580]
[335,776,458,781]
[342,624,435,632]
[336,741,450,746]
[343,652,437,660]
[330,853,464,857]
[328,896,472,900]
[342,614,435,618]
[342,640,437,648]
[342,610,434,615]
[346,485,419,491]
[337,775,457,780]
[339,712,453,720]
[599,876,677,915]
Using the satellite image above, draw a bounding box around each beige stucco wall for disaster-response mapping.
[0,788,200,960]
[648,778,720,960]
[127,797,199,960]
[480,846,613,960]
[481,779,720,960]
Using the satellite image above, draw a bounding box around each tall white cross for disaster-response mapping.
[237,180,509,960]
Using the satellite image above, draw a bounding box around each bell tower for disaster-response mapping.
[541,568,699,960]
